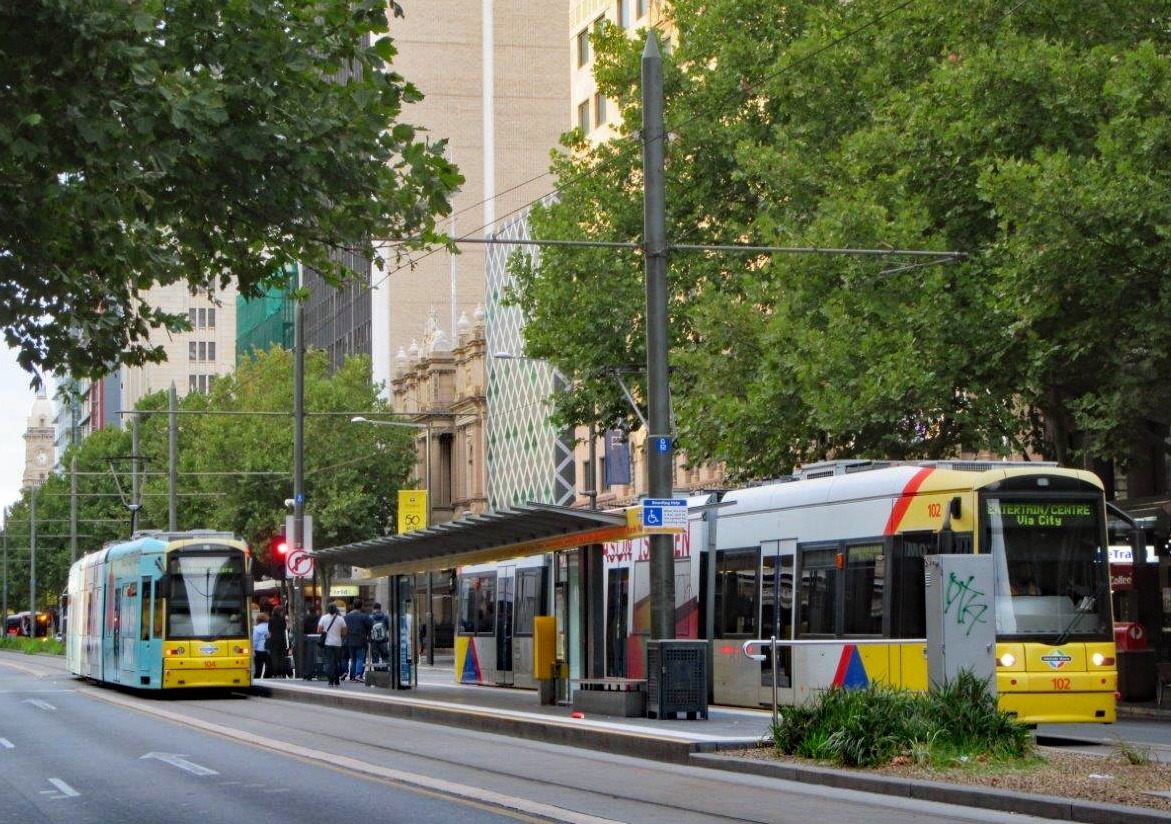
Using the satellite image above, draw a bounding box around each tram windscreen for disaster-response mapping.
[167,552,247,639]
[983,497,1111,641]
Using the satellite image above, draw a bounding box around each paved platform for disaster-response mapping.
[252,662,1171,824]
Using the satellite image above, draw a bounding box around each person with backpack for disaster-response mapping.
[369,602,391,669]
[343,599,374,683]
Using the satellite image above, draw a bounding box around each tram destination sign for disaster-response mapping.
[641,498,687,534]
[986,500,1095,529]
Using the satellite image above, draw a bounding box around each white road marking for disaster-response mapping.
[140,752,219,776]
[91,689,623,824]
[43,778,79,798]
[22,698,56,711]
[0,738,13,749]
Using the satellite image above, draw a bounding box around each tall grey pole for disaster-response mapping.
[2,518,8,618]
[131,414,141,534]
[169,383,178,530]
[292,265,306,674]
[587,420,598,510]
[642,34,675,641]
[29,488,37,627]
[70,457,78,564]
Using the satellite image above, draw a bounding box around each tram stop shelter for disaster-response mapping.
[312,502,648,690]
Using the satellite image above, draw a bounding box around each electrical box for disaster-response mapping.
[925,554,996,692]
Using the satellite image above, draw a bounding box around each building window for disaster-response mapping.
[207,374,216,392]
[617,0,630,28]
[189,341,197,361]
[636,0,646,18]
[188,308,197,327]
[594,92,607,128]
[207,341,216,362]
[577,27,590,66]
[197,374,207,393]
[189,375,197,393]
[578,100,590,133]
[207,307,215,329]
[197,308,206,329]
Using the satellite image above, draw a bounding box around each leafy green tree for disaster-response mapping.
[2,427,135,614]
[508,0,1171,478]
[1,0,462,381]
[133,349,414,574]
[1,349,413,606]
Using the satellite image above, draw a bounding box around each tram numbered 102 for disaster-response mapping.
[65,530,254,690]
[456,461,1119,724]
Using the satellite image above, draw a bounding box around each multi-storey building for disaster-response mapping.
[118,283,239,412]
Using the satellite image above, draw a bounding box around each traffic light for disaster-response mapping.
[271,535,289,579]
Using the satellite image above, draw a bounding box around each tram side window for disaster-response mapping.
[890,533,931,638]
[800,547,838,635]
[843,542,884,635]
[140,577,151,641]
[514,568,544,636]
[459,574,496,634]
[715,549,758,637]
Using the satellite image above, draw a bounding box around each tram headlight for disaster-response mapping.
[998,652,1016,667]
[1091,652,1115,667]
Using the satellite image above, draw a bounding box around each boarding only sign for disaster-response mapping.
[641,498,687,534]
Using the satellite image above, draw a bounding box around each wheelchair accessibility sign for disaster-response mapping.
[641,499,687,533]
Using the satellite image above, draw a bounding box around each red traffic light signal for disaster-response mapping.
[271,536,289,557]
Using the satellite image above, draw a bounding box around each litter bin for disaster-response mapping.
[302,634,326,681]
[1118,648,1156,703]
[646,639,709,720]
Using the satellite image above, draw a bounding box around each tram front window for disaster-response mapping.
[167,552,247,639]
[983,497,1111,641]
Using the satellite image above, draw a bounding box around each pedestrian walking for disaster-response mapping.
[316,604,347,686]
[267,605,289,677]
[344,599,374,682]
[252,612,271,679]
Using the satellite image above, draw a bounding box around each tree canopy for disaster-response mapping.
[507,0,1171,479]
[1,349,414,610]
[1,0,462,381]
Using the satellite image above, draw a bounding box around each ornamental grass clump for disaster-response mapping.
[771,670,1030,768]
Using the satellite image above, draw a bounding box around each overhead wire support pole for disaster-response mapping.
[69,457,78,565]
[642,33,675,643]
[292,264,306,678]
[169,383,178,530]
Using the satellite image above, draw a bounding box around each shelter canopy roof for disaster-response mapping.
[314,503,637,576]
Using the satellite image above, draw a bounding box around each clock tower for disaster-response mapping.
[22,391,55,489]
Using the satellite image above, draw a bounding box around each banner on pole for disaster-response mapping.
[397,490,428,534]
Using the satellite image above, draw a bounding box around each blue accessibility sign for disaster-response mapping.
[641,498,687,532]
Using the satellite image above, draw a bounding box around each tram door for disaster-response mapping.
[759,540,796,707]
[495,565,515,686]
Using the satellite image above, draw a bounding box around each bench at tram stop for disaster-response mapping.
[571,677,648,718]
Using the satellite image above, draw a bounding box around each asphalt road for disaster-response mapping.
[0,652,1116,824]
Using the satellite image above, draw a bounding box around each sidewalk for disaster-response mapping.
[253,662,1171,824]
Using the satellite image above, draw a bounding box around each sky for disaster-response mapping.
[0,345,43,526]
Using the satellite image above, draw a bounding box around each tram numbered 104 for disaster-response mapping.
[65,530,254,690]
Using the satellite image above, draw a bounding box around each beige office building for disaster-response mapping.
[373,1,571,383]
[119,283,238,413]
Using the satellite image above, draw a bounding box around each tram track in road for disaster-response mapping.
[81,685,1044,824]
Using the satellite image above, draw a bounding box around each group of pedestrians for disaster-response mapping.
[313,599,391,687]
[251,605,291,679]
